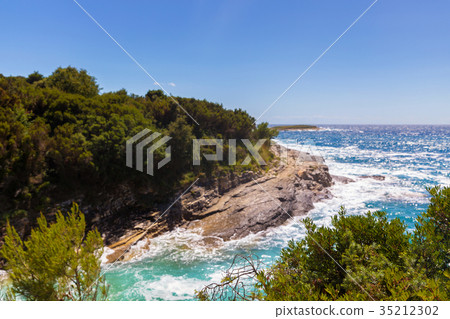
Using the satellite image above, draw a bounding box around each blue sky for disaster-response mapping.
[1,0,449,124]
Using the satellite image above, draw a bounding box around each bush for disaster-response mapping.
[0,203,108,300]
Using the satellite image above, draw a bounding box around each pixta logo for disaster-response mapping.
[193,139,266,165]
[126,129,172,176]
[126,129,269,175]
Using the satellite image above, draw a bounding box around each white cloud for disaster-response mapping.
[153,81,176,87]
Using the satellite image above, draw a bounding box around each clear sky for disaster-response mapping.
[1,0,449,124]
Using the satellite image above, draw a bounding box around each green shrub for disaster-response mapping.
[0,203,108,301]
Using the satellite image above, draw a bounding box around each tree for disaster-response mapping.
[251,122,278,140]
[197,187,450,301]
[0,203,108,300]
[413,186,450,278]
[26,71,44,84]
[162,116,195,183]
[145,89,165,101]
[46,67,99,97]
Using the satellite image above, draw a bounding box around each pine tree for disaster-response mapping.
[1,203,108,300]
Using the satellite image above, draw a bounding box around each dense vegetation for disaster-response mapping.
[1,203,107,300]
[197,186,450,301]
[0,67,277,223]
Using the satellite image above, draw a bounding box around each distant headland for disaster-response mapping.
[271,124,319,131]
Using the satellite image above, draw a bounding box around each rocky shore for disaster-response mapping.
[104,144,335,262]
[0,144,337,267]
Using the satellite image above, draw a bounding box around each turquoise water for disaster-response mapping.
[105,125,450,300]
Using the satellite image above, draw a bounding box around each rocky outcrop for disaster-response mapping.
[105,145,334,261]
[181,146,332,240]
[360,175,385,181]
[332,175,355,184]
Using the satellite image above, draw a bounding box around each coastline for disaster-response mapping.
[4,126,444,301]
[272,125,320,132]
[104,144,335,262]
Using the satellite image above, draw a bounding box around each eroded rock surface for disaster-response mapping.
[182,146,332,240]
[104,145,334,261]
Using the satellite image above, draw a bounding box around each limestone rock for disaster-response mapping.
[102,144,338,261]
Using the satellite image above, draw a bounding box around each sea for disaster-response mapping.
[105,125,450,301]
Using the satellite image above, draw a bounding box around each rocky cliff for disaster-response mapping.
[105,144,334,262]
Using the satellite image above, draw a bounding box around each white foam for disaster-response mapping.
[100,247,116,265]
[128,274,213,301]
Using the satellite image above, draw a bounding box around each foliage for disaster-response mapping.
[45,67,99,97]
[0,203,108,300]
[197,186,450,301]
[251,122,278,140]
[413,186,450,278]
[26,72,43,84]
